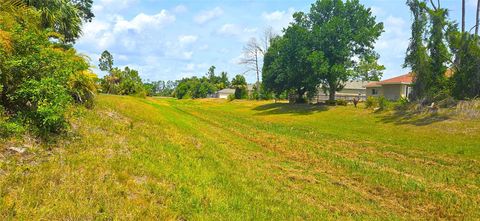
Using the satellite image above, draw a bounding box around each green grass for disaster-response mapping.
[1,94,479,220]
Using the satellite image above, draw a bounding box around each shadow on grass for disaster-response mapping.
[252,103,329,115]
[379,109,450,126]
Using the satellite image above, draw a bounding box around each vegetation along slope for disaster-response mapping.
[1,95,479,220]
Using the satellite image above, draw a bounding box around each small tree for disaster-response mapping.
[99,50,114,72]
[231,75,248,99]
[240,38,262,89]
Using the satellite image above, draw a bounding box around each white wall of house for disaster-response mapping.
[383,84,411,100]
[218,93,230,99]
[366,87,382,97]
[368,84,410,101]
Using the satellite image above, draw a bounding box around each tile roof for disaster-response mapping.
[365,81,382,87]
[366,72,414,87]
[366,69,454,88]
[380,72,414,84]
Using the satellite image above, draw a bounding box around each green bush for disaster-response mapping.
[0,121,25,137]
[227,94,235,101]
[365,96,378,108]
[336,99,348,106]
[325,100,337,106]
[0,106,24,137]
[0,7,98,136]
[68,70,98,108]
[15,78,72,134]
[377,96,389,110]
[234,88,248,99]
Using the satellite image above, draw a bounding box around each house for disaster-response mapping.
[366,73,414,100]
[215,88,236,99]
[367,69,455,101]
[315,80,372,101]
[214,84,255,99]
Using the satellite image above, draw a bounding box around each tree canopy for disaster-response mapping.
[23,0,94,43]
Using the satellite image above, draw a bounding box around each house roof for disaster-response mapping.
[366,73,414,87]
[217,88,235,94]
[343,80,374,90]
[365,81,382,87]
[366,69,454,88]
[381,73,414,85]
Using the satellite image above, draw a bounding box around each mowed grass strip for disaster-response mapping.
[1,94,479,220]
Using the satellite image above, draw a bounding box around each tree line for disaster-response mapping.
[97,51,255,100]
[174,66,250,100]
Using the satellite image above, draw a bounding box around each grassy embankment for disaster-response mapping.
[1,94,479,220]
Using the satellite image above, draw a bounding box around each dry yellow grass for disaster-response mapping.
[1,95,479,220]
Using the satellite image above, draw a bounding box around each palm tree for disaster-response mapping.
[23,0,83,43]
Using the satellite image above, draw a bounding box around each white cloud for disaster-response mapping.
[375,15,410,78]
[217,24,257,38]
[184,63,207,72]
[370,6,386,17]
[182,51,194,60]
[95,0,138,13]
[261,8,295,32]
[114,10,175,33]
[218,23,241,36]
[194,7,224,24]
[174,5,188,13]
[178,35,198,46]
[376,16,409,51]
[229,54,244,65]
[198,44,209,50]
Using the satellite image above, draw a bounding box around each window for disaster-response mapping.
[406,86,412,98]
[372,88,378,95]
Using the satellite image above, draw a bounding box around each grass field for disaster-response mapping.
[1,95,480,220]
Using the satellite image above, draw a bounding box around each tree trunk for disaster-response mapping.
[328,85,336,102]
[476,0,480,36]
[462,0,466,33]
[296,89,305,103]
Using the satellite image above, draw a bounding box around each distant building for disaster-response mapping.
[213,84,256,99]
[215,88,236,99]
[314,80,372,101]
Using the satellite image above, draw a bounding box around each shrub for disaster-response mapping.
[325,100,337,106]
[0,121,25,137]
[377,96,389,110]
[234,88,248,99]
[15,78,72,134]
[227,94,235,101]
[68,70,98,108]
[365,96,378,108]
[336,99,348,106]
[397,97,409,106]
[0,106,24,137]
[365,96,390,111]
[0,7,98,136]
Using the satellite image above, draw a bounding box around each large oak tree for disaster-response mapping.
[263,0,384,102]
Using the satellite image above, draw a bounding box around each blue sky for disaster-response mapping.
[75,0,479,83]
